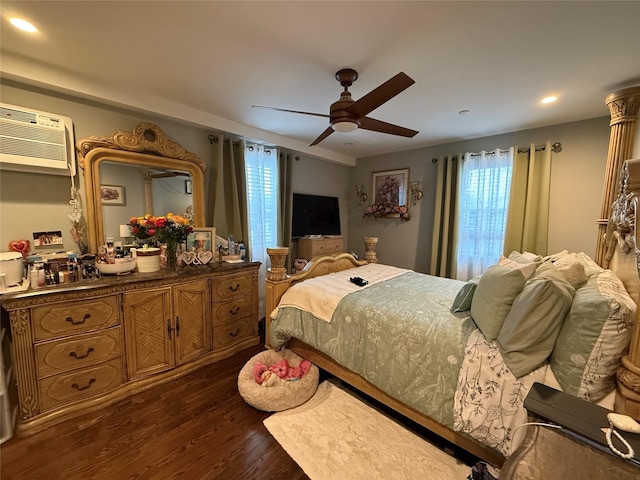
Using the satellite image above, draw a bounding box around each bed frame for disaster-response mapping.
[265,159,640,467]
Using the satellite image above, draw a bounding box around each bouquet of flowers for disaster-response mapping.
[363,204,411,221]
[128,213,193,244]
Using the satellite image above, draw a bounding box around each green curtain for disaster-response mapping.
[430,154,460,278]
[278,151,294,271]
[503,141,552,256]
[209,134,248,243]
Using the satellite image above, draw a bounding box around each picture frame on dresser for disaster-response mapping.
[187,227,215,253]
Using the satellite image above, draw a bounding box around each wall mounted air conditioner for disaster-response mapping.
[0,103,76,176]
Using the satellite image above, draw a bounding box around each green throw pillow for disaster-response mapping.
[451,277,480,313]
[550,270,635,401]
[470,266,527,342]
[497,262,575,378]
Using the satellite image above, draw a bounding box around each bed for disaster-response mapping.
[264,160,640,468]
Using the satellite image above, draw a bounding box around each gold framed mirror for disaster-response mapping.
[77,122,206,252]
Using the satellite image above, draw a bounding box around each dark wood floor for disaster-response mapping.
[0,344,308,480]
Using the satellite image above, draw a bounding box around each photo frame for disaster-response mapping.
[187,226,215,252]
[185,180,193,194]
[371,168,409,206]
[183,227,216,265]
[100,185,126,205]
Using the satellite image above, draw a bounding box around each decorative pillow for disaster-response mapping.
[497,262,575,378]
[451,277,480,313]
[575,251,605,278]
[550,269,636,402]
[497,255,538,279]
[470,266,527,342]
[508,251,543,263]
[543,250,569,263]
[553,254,588,289]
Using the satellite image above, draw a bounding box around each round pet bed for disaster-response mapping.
[238,349,319,412]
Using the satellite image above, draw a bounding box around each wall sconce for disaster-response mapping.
[409,181,423,205]
[355,184,368,205]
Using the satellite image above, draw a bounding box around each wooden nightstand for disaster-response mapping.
[501,383,640,479]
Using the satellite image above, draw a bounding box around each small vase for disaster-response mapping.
[164,240,178,271]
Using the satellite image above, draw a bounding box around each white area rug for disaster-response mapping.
[263,381,471,480]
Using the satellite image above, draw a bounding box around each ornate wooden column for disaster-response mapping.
[595,86,640,266]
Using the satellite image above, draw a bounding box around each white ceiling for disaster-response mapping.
[1,1,639,166]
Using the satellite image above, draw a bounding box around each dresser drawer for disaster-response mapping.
[35,326,122,378]
[213,273,252,301]
[298,236,344,260]
[213,318,253,349]
[212,297,252,325]
[39,357,123,411]
[32,296,120,341]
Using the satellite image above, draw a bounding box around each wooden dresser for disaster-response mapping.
[0,262,259,436]
[297,236,344,260]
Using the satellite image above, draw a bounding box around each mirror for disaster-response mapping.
[78,122,206,252]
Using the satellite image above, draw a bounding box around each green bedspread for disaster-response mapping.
[269,271,476,427]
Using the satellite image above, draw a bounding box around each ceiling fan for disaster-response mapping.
[253,68,419,146]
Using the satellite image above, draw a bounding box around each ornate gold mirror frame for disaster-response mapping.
[77,122,206,252]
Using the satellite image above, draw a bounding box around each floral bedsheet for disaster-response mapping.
[453,329,547,456]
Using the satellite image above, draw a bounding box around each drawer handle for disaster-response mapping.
[229,328,240,338]
[66,313,92,325]
[229,306,240,315]
[228,283,240,292]
[69,347,94,360]
[176,316,180,337]
[71,378,96,391]
[167,319,173,339]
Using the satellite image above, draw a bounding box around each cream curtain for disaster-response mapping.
[209,134,248,243]
[430,154,460,278]
[456,148,514,280]
[503,141,552,256]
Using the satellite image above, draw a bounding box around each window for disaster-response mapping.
[244,144,278,318]
[456,148,513,280]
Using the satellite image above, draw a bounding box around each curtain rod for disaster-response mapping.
[431,141,562,163]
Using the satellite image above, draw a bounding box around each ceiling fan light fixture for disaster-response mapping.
[332,121,358,133]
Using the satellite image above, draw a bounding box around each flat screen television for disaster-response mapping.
[292,193,341,238]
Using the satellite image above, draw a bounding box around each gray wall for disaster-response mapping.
[0,80,351,255]
[348,117,611,272]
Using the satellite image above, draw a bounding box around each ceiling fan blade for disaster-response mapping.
[309,127,334,146]
[359,117,418,138]
[345,72,415,118]
[252,105,329,119]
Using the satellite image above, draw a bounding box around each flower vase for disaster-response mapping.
[164,240,178,271]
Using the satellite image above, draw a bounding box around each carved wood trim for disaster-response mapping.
[10,309,40,419]
[76,122,206,173]
[595,85,640,265]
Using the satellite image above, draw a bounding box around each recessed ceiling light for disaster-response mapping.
[9,18,37,33]
[540,96,558,104]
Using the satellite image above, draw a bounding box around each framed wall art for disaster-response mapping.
[371,168,409,206]
[100,185,126,205]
